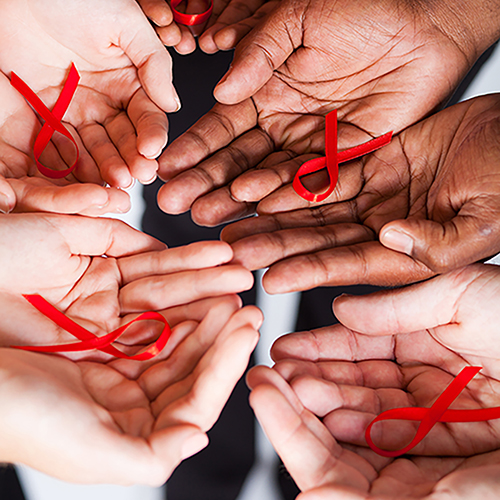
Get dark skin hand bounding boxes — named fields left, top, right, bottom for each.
left=248, top=264, right=500, bottom=499
left=221, top=94, right=500, bottom=293
left=156, top=0, right=500, bottom=226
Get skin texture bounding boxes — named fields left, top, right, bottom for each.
left=248, top=263, right=500, bottom=499
left=0, top=0, right=178, bottom=189
left=0, top=301, right=262, bottom=485
left=136, top=0, right=276, bottom=55
left=0, top=71, right=132, bottom=215
left=155, top=0, right=500, bottom=226
left=0, top=213, right=254, bottom=352
left=220, top=94, right=500, bottom=293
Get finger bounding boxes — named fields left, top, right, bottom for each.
left=270, top=326, right=395, bottom=363
left=118, top=240, right=233, bottom=284
left=274, top=360, right=402, bottom=393
left=157, top=127, right=272, bottom=215
left=257, top=158, right=365, bottom=215
left=149, top=425, right=209, bottom=484
left=105, top=110, right=159, bottom=185
left=211, top=2, right=279, bottom=51
left=155, top=23, right=183, bottom=46
left=380, top=209, right=500, bottom=274
left=221, top=203, right=357, bottom=244
left=332, top=266, right=483, bottom=336
left=136, top=0, right=174, bottom=26
left=9, top=179, right=131, bottom=215
left=230, top=151, right=312, bottom=203
left=118, top=3, right=180, bottom=112
left=261, top=241, right=433, bottom=294
left=154, top=312, right=260, bottom=431
left=229, top=223, right=374, bottom=271
left=42, top=214, right=165, bottom=257
left=49, top=122, right=103, bottom=185
left=140, top=299, right=241, bottom=400
left=191, top=186, right=257, bottom=226
left=157, top=100, right=257, bottom=182
left=78, top=121, right=133, bottom=188
left=198, top=0, right=268, bottom=53
left=172, top=25, right=198, bottom=55
left=250, top=383, right=371, bottom=492
left=119, top=264, right=254, bottom=313
left=213, top=1, right=303, bottom=104
left=128, top=88, right=169, bottom=161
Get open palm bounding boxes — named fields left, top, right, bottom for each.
left=0, top=0, right=178, bottom=188
left=155, top=0, right=492, bottom=226
left=247, top=264, right=500, bottom=498
left=221, top=94, right=500, bottom=293
left=1, top=299, right=261, bottom=485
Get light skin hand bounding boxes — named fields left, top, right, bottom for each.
left=0, top=300, right=262, bottom=485
left=156, top=0, right=500, bottom=225
left=0, top=0, right=178, bottom=188
left=248, top=263, right=500, bottom=498
left=220, top=94, right=500, bottom=293
left=0, top=71, right=131, bottom=216
left=0, top=214, right=254, bottom=354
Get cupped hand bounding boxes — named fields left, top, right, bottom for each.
left=247, top=263, right=500, bottom=498
left=0, top=70, right=131, bottom=215
left=0, top=0, right=177, bottom=188
left=0, top=299, right=262, bottom=485
left=0, top=213, right=254, bottom=353
left=221, top=94, right=500, bottom=293
left=156, top=0, right=500, bottom=225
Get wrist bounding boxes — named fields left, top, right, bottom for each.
left=417, top=0, right=500, bottom=62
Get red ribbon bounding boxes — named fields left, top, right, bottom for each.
left=171, top=0, right=213, bottom=26
left=11, top=295, right=171, bottom=361
left=293, top=110, right=393, bottom=202
left=366, top=366, right=500, bottom=457
left=10, top=64, right=80, bottom=179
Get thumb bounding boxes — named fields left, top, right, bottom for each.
left=214, top=0, right=303, bottom=104
left=333, top=268, right=473, bottom=335
left=118, top=2, right=180, bottom=112
left=379, top=214, right=500, bottom=273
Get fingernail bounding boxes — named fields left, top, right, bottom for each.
left=181, top=433, right=208, bottom=459
left=380, top=229, right=414, bottom=255
left=0, top=193, right=13, bottom=214
left=172, top=87, right=181, bottom=112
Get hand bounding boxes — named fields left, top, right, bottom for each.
left=0, top=213, right=254, bottom=352
left=0, top=71, right=131, bottom=215
left=0, top=0, right=178, bottom=188
left=136, top=0, right=276, bottom=55
left=221, top=95, right=500, bottom=292
left=248, top=263, right=500, bottom=497
left=156, top=0, right=500, bottom=225
left=0, top=299, right=262, bottom=485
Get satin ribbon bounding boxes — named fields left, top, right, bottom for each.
left=171, top=0, right=213, bottom=26
left=366, top=366, right=500, bottom=458
left=10, top=64, right=80, bottom=180
left=11, top=295, right=171, bottom=361
left=293, top=110, right=393, bottom=202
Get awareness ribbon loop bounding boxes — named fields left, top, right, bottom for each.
left=171, top=0, right=213, bottom=26
left=10, top=64, right=80, bottom=180
left=293, top=110, right=393, bottom=202
left=366, top=366, right=500, bottom=457
left=11, top=295, right=171, bottom=361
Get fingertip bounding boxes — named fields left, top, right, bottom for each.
left=379, top=226, right=414, bottom=256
